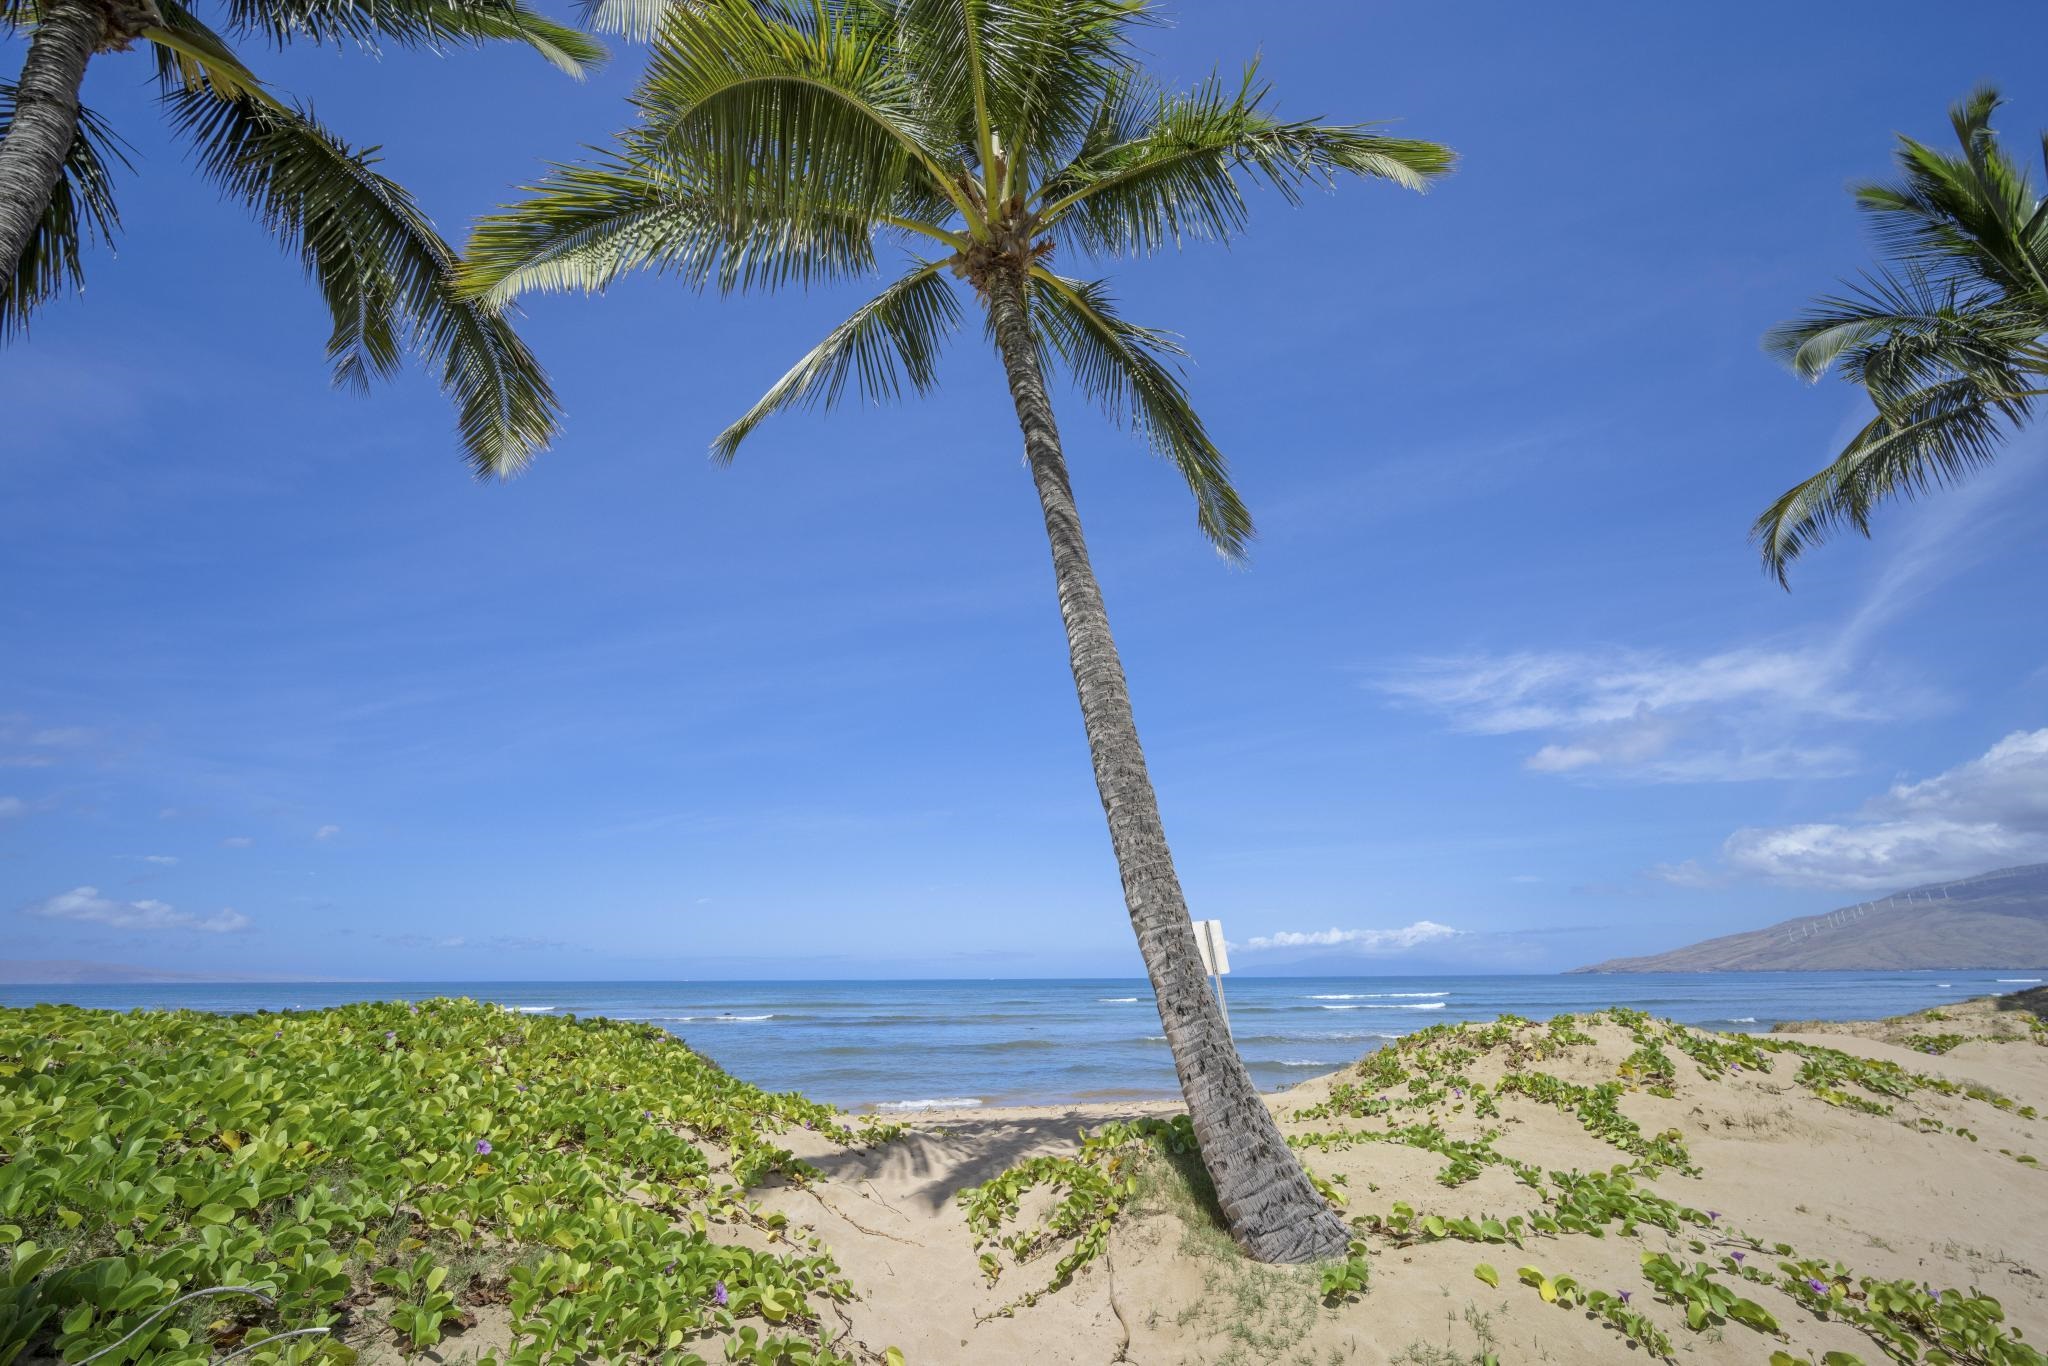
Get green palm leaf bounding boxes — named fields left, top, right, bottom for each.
left=0, top=81, right=128, bottom=338
left=167, top=86, right=559, bottom=473
left=208, top=0, right=603, bottom=74
left=1027, top=268, right=1250, bottom=555
left=1037, top=61, right=1452, bottom=258
left=1763, top=86, right=2048, bottom=581
left=635, top=0, right=966, bottom=230
left=1754, top=376, right=2031, bottom=584
left=712, top=256, right=960, bottom=460
left=460, top=146, right=887, bottom=309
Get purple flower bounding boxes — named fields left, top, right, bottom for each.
left=1808, top=1279, right=1827, bottom=1295
left=475, top=1139, right=493, bottom=1156
left=1732, top=1252, right=1745, bottom=1263
left=1452, top=1088, right=1464, bottom=1098
left=712, top=1281, right=728, bottom=1307
left=517, top=1083, right=529, bottom=1093
left=1619, top=1291, right=1631, bottom=1305
left=1707, top=1210, right=1720, bottom=1222
left=274, top=1030, right=283, bottom=1039
left=385, top=1031, right=396, bottom=1040
left=1731, top=1064, right=1742, bottom=1072
left=644, top=1110, right=653, bottom=1120
left=663, top=1262, right=676, bottom=1276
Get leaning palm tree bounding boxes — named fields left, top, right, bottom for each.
left=463, top=0, right=1450, bottom=1262
left=0, top=0, right=601, bottom=469
left=1759, top=87, right=2048, bottom=584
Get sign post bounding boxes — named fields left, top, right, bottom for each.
left=1191, top=919, right=1232, bottom=1038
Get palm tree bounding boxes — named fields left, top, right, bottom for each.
left=1759, top=87, right=2048, bottom=584
left=461, top=0, right=1450, bottom=1262
left=0, top=0, right=602, bottom=470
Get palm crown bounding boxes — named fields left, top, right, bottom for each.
left=461, top=0, right=1452, bottom=553
left=0, top=0, right=604, bottom=470
left=1760, top=87, right=2048, bottom=583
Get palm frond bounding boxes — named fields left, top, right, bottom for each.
left=712, top=256, right=960, bottom=460
left=1853, top=85, right=2048, bottom=308
left=1037, top=62, right=1453, bottom=258
left=166, top=86, right=559, bottom=473
left=882, top=0, right=1143, bottom=184
left=460, top=144, right=886, bottom=309
left=575, top=0, right=671, bottom=42
left=1027, top=268, right=1251, bottom=556
left=207, top=0, right=604, bottom=74
left=146, top=1, right=283, bottom=107
left=635, top=0, right=967, bottom=232
left=1765, top=268, right=2041, bottom=391
left=0, top=82, right=129, bottom=339
left=1754, top=375, right=2032, bottom=584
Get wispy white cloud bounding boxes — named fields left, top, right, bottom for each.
left=222, top=836, right=254, bottom=848
left=1376, top=644, right=1900, bottom=782
left=0, top=796, right=24, bottom=821
left=1240, top=920, right=1460, bottom=952
left=1711, top=729, right=2048, bottom=890
left=1372, top=454, right=2044, bottom=786
left=23, top=886, right=250, bottom=933
left=314, top=824, right=340, bottom=841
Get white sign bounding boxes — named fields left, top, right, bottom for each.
left=1192, top=919, right=1230, bottom=976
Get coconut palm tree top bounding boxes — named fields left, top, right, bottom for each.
left=462, top=0, right=1453, bottom=553
left=1, top=0, right=603, bottom=471
left=1759, top=87, right=2048, bottom=583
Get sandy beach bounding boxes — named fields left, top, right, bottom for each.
left=718, top=992, right=2048, bottom=1365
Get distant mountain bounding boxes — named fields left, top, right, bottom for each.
left=0, top=960, right=314, bottom=985
left=1572, top=865, right=2048, bottom=972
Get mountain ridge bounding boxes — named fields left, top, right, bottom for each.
left=1572, top=864, right=2048, bottom=972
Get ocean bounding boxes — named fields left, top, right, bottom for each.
left=4, top=972, right=2040, bottom=1110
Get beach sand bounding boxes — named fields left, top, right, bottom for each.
left=746, top=991, right=2048, bottom=1365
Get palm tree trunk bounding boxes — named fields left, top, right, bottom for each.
left=0, top=0, right=101, bottom=284
left=984, top=269, right=1352, bottom=1264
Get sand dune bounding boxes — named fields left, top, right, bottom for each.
left=748, top=993, right=2048, bottom=1365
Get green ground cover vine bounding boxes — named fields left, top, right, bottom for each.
left=0, top=999, right=894, bottom=1364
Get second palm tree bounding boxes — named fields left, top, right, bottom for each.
left=463, top=0, right=1452, bottom=1261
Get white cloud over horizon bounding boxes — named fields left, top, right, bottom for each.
left=1646, top=733, right=2048, bottom=892
left=1376, top=644, right=1914, bottom=783
left=1240, top=920, right=1460, bottom=952
left=315, top=824, right=340, bottom=841
left=23, top=886, right=251, bottom=934
left=1698, top=728, right=2048, bottom=891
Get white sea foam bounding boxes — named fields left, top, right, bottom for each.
left=1098, top=997, right=1139, bottom=1003
left=1320, top=1002, right=1444, bottom=1011
left=1275, top=1059, right=1334, bottom=1068
left=1997, top=979, right=2042, bottom=983
left=663, top=1013, right=774, bottom=1022
left=875, top=1097, right=982, bottom=1112
left=509, top=1005, right=558, bottom=1013
left=1727, top=1016, right=1758, bottom=1023
left=1307, top=992, right=1449, bottom=1000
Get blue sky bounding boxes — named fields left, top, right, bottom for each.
left=6, top=2, right=2048, bottom=980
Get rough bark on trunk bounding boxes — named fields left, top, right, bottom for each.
left=0, top=0, right=101, bottom=286
left=984, top=268, right=1352, bottom=1264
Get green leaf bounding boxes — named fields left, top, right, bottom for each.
left=1728, top=1298, right=1781, bottom=1334
left=1473, top=1263, right=1498, bottom=1288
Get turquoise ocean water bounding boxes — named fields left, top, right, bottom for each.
left=5, top=972, right=2041, bottom=1110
